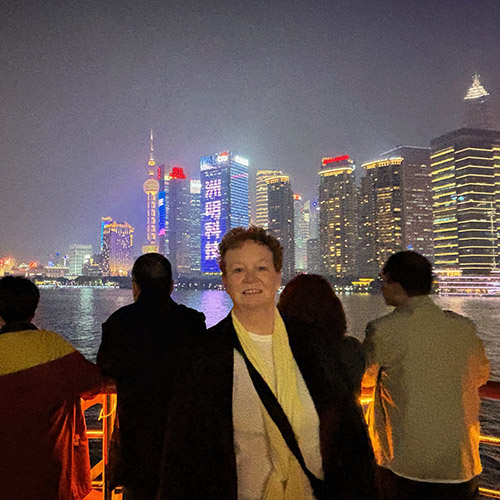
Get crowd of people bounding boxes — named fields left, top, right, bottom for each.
left=0, top=226, right=490, bottom=500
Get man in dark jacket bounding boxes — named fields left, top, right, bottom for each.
left=97, top=253, right=206, bottom=500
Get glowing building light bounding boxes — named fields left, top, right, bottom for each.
left=322, top=155, right=350, bottom=166
left=170, top=166, right=187, bottom=180
left=234, top=155, right=249, bottom=166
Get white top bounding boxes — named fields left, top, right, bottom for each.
left=233, top=332, right=323, bottom=500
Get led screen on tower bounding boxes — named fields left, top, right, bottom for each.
left=200, top=154, right=227, bottom=273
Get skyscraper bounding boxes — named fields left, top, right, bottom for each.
left=357, top=175, right=377, bottom=276
left=267, top=174, right=295, bottom=279
left=303, top=199, right=320, bottom=273
left=464, top=75, right=493, bottom=130
left=168, top=166, right=191, bottom=278
left=142, top=130, right=160, bottom=254
left=68, top=244, right=92, bottom=277
left=100, top=217, right=112, bottom=252
left=255, top=169, right=283, bottom=229
left=293, top=194, right=307, bottom=271
left=306, top=238, right=321, bottom=274
left=189, top=179, right=202, bottom=275
left=360, top=146, right=433, bottom=273
left=431, top=128, right=500, bottom=274
left=157, top=164, right=167, bottom=256
left=101, top=220, right=134, bottom=276
left=303, top=200, right=319, bottom=240
left=318, top=155, right=357, bottom=278
left=200, top=152, right=249, bottom=274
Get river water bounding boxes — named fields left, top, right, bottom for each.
left=34, top=288, right=500, bottom=489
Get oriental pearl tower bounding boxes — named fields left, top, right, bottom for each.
left=142, top=130, right=160, bottom=254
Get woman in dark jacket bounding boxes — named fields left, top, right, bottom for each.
left=159, top=228, right=376, bottom=500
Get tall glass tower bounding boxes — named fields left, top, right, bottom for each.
left=266, top=174, right=294, bottom=279
left=431, top=129, right=500, bottom=274
left=200, top=152, right=249, bottom=274
left=360, top=146, right=433, bottom=273
left=255, top=169, right=283, bottom=229
left=189, top=180, right=202, bottom=275
left=318, top=155, right=357, bottom=279
left=168, top=167, right=191, bottom=278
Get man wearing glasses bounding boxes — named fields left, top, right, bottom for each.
left=363, top=251, right=489, bottom=500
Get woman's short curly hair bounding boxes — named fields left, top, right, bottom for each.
left=217, top=226, right=283, bottom=275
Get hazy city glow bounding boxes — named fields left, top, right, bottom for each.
left=1, top=1, right=499, bottom=278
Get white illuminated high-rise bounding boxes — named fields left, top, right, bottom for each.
left=68, top=244, right=92, bottom=277
left=255, top=170, right=283, bottom=229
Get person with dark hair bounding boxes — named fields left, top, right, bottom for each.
left=363, top=251, right=490, bottom=500
left=97, top=253, right=206, bottom=500
left=381, top=250, right=433, bottom=296
left=0, top=276, right=103, bottom=500
left=159, top=228, right=377, bottom=500
left=278, top=273, right=364, bottom=395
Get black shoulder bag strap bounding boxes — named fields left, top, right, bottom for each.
left=233, top=338, right=327, bottom=499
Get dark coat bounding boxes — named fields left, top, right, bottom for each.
left=96, top=289, right=206, bottom=496
left=159, top=313, right=377, bottom=500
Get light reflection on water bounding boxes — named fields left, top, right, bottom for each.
left=34, top=288, right=500, bottom=488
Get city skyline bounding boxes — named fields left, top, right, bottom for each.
left=1, top=0, right=499, bottom=261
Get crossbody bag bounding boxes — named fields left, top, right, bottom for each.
left=233, top=338, right=329, bottom=500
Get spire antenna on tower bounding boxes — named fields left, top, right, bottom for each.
left=464, top=74, right=489, bottom=100
left=149, top=129, right=155, bottom=163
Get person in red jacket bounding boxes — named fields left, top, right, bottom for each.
left=0, top=276, right=103, bottom=500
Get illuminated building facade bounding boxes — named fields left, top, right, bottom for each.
left=357, top=175, right=377, bottom=276
left=431, top=128, right=500, bottom=274
left=267, top=175, right=294, bottom=279
left=200, top=152, right=249, bottom=273
left=318, top=155, right=357, bottom=278
left=168, top=167, right=191, bottom=278
left=303, top=199, right=319, bottom=240
left=82, top=254, right=102, bottom=277
left=101, top=220, right=134, bottom=276
left=464, top=75, right=493, bottom=130
left=100, top=217, right=112, bottom=252
left=68, top=244, right=92, bottom=277
left=361, top=146, right=433, bottom=274
left=303, top=199, right=319, bottom=273
left=306, top=238, right=321, bottom=273
left=157, top=164, right=167, bottom=256
left=255, top=170, right=283, bottom=229
left=142, top=131, right=160, bottom=254
left=293, top=194, right=307, bottom=271
left=0, top=258, right=16, bottom=277
left=189, top=179, right=201, bottom=274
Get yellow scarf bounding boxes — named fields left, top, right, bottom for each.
left=232, top=309, right=309, bottom=499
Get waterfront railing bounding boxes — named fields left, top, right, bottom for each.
left=84, top=381, right=500, bottom=499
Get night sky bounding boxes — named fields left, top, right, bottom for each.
left=1, top=0, right=499, bottom=262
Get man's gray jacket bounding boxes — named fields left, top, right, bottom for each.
left=363, top=295, right=489, bottom=482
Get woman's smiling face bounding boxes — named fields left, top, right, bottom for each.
left=222, top=240, right=282, bottom=313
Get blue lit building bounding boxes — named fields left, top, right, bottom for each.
left=200, top=152, right=249, bottom=274
left=157, top=164, right=167, bottom=256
